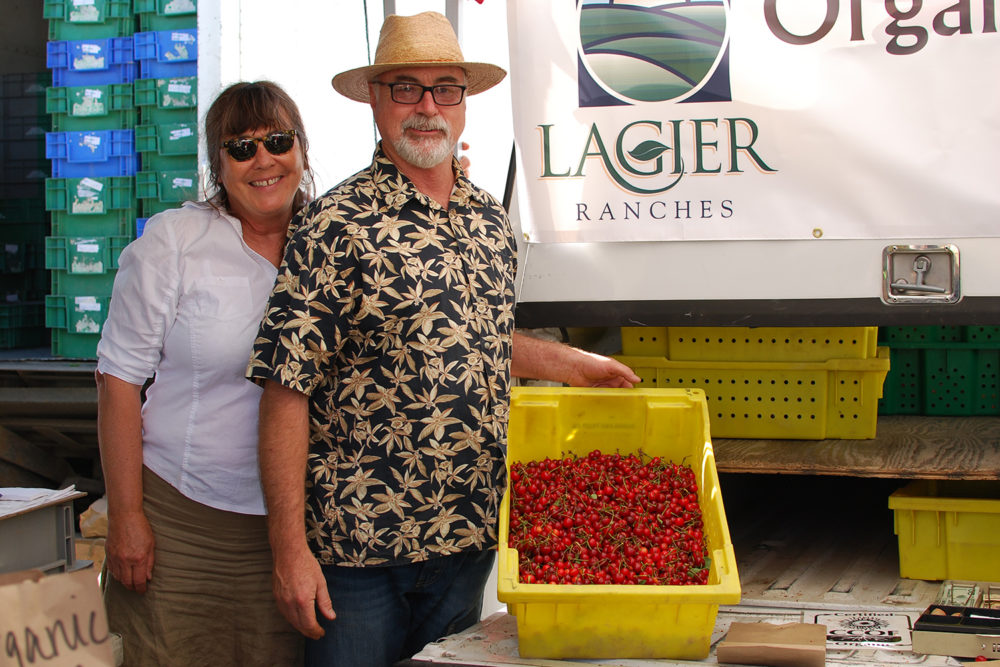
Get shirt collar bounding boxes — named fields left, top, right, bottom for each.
left=370, top=142, right=491, bottom=213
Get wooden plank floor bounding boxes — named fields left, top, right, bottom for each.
left=714, top=415, right=1000, bottom=479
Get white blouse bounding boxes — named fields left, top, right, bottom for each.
left=96, top=201, right=279, bottom=515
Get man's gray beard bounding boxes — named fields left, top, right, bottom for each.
left=393, top=119, right=455, bottom=169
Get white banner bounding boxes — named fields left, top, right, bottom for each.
left=507, top=0, right=1000, bottom=243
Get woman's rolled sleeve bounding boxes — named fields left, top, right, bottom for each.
left=96, top=215, right=181, bottom=385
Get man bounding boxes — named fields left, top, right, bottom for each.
left=248, top=12, right=640, bottom=666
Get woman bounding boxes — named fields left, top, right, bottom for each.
left=95, top=81, right=312, bottom=666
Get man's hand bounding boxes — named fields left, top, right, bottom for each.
left=105, top=510, right=155, bottom=593
left=511, top=331, right=641, bottom=388
left=272, top=545, right=335, bottom=639
left=566, top=349, right=641, bottom=388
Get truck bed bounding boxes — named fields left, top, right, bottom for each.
left=410, top=474, right=964, bottom=666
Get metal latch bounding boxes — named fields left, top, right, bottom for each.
left=882, top=245, right=961, bottom=304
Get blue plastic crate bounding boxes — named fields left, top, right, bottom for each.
left=134, top=29, right=197, bottom=79
left=136, top=217, right=148, bottom=237
left=46, top=129, right=137, bottom=178
left=47, top=37, right=136, bottom=87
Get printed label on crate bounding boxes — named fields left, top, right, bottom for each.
left=81, top=133, right=102, bottom=152
left=813, top=611, right=915, bottom=650
left=73, top=297, right=103, bottom=333
left=73, top=88, right=106, bottom=116
left=166, top=80, right=191, bottom=94
left=169, top=126, right=193, bottom=141
left=71, top=238, right=105, bottom=274
left=172, top=177, right=193, bottom=189
left=73, top=178, right=106, bottom=214
left=74, top=44, right=105, bottom=71
left=164, top=0, right=196, bottom=14
left=70, top=0, right=100, bottom=23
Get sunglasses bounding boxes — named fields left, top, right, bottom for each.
left=221, top=130, right=297, bottom=162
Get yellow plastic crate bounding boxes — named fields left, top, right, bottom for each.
left=497, top=387, right=740, bottom=660
left=889, top=480, right=1000, bottom=582
left=614, top=347, right=890, bottom=439
left=621, top=326, right=879, bottom=361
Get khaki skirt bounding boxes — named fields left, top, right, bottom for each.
left=103, top=467, right=302, bottom=667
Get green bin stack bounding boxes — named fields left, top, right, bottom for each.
left=1, top=71, right=51, bottom=350
left=40, top=0, right=198, bottom=358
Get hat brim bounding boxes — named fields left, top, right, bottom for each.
left=331, top=61, right=507, bottom=103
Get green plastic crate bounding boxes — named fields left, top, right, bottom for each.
left=1, top=223, right=46, bottom=273
left=136, top=120, right=197, bottom=171
left=140, top=199, right=183, bottom=217
left=0, top=198, right=47, bottom=224
left=51, top=209, right=137, bottom=238
left=50, top=328, right=99, bottom=358
left=0, top=327, right=49, bottom=350
left=46, top=176, right=135, bottom=214
left=880, top=346, right=1000, bottom=416
left=880, top=325, right=1000, bottom=346
left=45, top=293, right=110, bottom=334
left=47, top=83, right=137, bottom=131
left=45, top=235, right=129, bottom=275
left=46, top=176, right=137, bottom=236
left=0, top=302, right=45, bottom=329
left=50, top=269, right=118, bottom=297
left=136, top=0, right=197, bottom=30
left=136, top=168, right=198, bottom=205
left=134, top=76, right=197, bottom=125
left=44, top=0, right=134, bottom=40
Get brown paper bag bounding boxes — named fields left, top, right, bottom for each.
left=717, top=622, right=827, bottom=667
left=0, top=568, right=114, bottom=667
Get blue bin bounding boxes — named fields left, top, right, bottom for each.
left=134, top=29, right=197, bottom=79
left=46, top=129, right=137, bottom=178
left=47, top=37, right=136, bottom=86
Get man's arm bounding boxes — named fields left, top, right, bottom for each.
left=511, top=331, right=641, bottom=388
left=258, top=380, right=335, bottom=638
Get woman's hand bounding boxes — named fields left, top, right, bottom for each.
left=105, top=509, right=155, bottom=593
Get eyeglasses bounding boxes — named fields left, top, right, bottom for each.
left=221, top=130, right=297, bottom=162
left=373, top=82, right=467, bottom=106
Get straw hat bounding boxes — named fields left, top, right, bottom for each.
left=332, top=11, right=507, bottom=103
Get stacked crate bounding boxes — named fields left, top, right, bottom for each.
left=41, top=0, right=197, bottom=358
left=0, top=71, right=51, bottom=350
left=44, top=2, right=137, bottom=358
left=616, top=327, right=891, bottom=439
left=878, top=326, right=1000, bottom=415
left=134, top=6, right=199, bottom=222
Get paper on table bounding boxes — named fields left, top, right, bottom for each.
left=0, top=486, right=79, bottom=519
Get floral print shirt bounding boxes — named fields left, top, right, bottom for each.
left=248, top=145, right=516, bottom=566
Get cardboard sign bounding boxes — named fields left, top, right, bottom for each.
left=0, top=569, right=114, bottom=667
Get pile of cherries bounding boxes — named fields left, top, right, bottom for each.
left=507, top=449, right=710, bottom=586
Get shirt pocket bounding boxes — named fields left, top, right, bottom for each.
left=190, top=275, right=253, bottom=322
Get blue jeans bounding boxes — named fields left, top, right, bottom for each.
left=305, top=549, right=495, bottom=667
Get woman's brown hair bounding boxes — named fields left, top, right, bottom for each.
left=204, top=81, right=314, bottom=213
